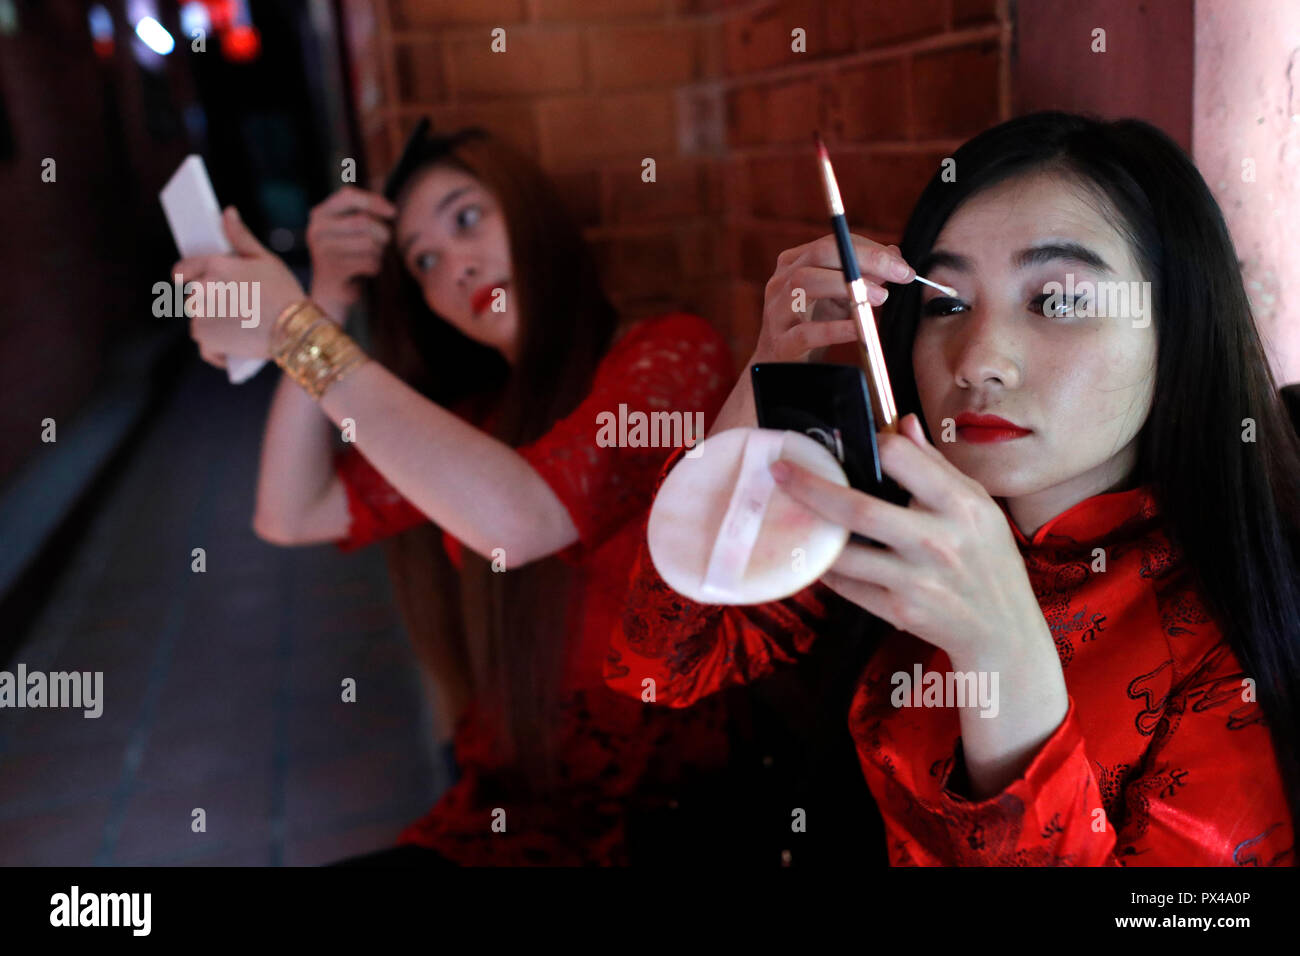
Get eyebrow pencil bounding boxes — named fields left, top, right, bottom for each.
left=813, top=132, right=899, bottom=434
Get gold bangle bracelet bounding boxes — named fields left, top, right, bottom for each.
left=270, top=300, right=370, bottom=400
left=271, top=300, right=328, bottom=360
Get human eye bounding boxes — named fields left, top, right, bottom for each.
left=1030, top=291, right=1088, bottom=318
left=920, top=296, right=970, bottom=317
left=413, top=250, right=440, bottom=273
left=454, top=204, right=483, bottom=231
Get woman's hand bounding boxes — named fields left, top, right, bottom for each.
left=305, top=187, right=396, bottom=318
left=174, top=207, right=306, bottom=368
left=773, top=412, right=1071, bottom=798
left=753, top=234, right=914, bottom=364
left=769, top=413, right=1052, bottom=667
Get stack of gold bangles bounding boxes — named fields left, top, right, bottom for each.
left=270, top=300, right=370, bottom=400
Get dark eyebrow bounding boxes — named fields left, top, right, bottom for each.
left=918, top=242, right=1114, bottom=277
left=1014, top=241, right=1114, bottom=273
left=435, top=185, right=474, bottom=215
left=397, top=185, right=477, bottom=258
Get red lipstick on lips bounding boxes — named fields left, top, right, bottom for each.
left=470, top=283, right=504, bottom=316
left=953, top=412, right=1032, bottom=443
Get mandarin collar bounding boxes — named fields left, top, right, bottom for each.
left=997, top=485, right=1160, bottom=550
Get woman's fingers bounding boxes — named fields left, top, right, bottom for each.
left=197, top=344, right=227, bottom=370
left=901, top=412, right=948, bottom=464
left=786, top=234, right=913, bottom=284
left=769, top=458, right=935, bottom=552
left=173, top=256, right=211, bottom=280
left=876, top=428, right=974, bottom=513
left=189, top=314, right=248, bottom=354
left=319, top=185, right=397, bottom=220
left=784, top=264, right=889, bottom=306
left=310, top=212, right=392, bottom=245
left=819, top=571, right=896, bottom=624
left=312, top=235, right=387, bottom=263
left=778, top=317, right=859, bottom=354
left=827, top=539, right=909, bottom=591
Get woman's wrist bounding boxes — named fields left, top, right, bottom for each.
left=271, top=299, right=370, bottom=401
left=306, top=288, right=356, bottom=328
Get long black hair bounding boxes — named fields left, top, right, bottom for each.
left=367, top=125, right=619, bottom=790
left=877, top=110, right=1300, bottom=829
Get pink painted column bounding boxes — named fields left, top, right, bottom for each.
left=1194, top=0, right=1300, bottom=384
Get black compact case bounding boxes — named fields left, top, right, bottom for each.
left=751, top=362, right=908, bottom=507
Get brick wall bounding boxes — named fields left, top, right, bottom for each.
left=341, top=0, right=1010, bottom=361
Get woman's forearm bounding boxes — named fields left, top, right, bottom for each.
left=707, top=356, right=759, bottom=437
left=948, top=627, right=1070, bottom=800
left=316, top=358, right=577, bottom=565
left=252, top=370, right=344, bottom=542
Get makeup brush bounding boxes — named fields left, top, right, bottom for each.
left=813, top=132, right=899, bottom=434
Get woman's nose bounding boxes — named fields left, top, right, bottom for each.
left=952, top=312, right=1022, bottom=390
left=455, top=260, right=479, bottom=287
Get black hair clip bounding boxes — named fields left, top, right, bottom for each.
left=382, top=118, right=432, bottom=202
left=381, top=120, right=489, bottom=202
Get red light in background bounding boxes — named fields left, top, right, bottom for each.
left=205, top=0, right=236, bottom=32
left=220, top=24, right=260, bottom=62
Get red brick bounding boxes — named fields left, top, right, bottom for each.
left=700, top=161, right=725, bottom=215
left=675, top=0, right=750, bottom=14
left=592, top=231, right=683, bottom=297
left=536, top=0, right=667, bottom=18
left=679, top=88, right=727, bottom=153
left=724, top=0, right=824, bottom=75
left=364, top=129, right=393, bottom=189
left=719, top=158, right=748, bottom=220
left=836, top=150, right=946, bottom=235
left=678, top=223, right=726, bottom=279
left=746, top=154, right=826, bottom=223
left=724, top=279, right=765, bottom=358
left=726, top=85, right=767, bottom=147
left=444, top=30, right=583, bottom=98
left=814, top=2, right=856, bottom=56
left=606, top=159, right=707, bottom=223
left=587, top=24, right=701, bottom=90
left=660, top=279, right=728, bottom=337
left=699, top=20, right=726, bottom=77
left=426, top=101, right=540, bottom=155
left=738, top=222, right=823, bottom=284
left=395, top=0, right=527, bottom=29
left=824, top=58, right=908, bottom=143
left=764, top=78, right=824, bottom=144
left=951, top=0, right=1003, bottom=27
left=396, top=42, right=444, bottom=102
left=615, top=293, right=687, bottom=321
left=537, top=93, right=677, bottom=167
left=911, top=41, right=1001, bottom=138
left=831, top=0, right=947, bottom=51
left=549, top=169, right=603, bottom=228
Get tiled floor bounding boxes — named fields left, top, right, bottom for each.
left=0, top=356, right=449, bottom=865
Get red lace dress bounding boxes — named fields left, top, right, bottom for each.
left=608, top=450, right=1296, bottom=866
left=331, top=313, right=734, bottom=865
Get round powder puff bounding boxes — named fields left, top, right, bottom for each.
left=647, top=427, right=851, bottom=606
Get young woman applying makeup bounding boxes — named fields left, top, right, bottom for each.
left=178, top=127, right=735, bottom=865
left=608, top=112, right=1300, bottom=865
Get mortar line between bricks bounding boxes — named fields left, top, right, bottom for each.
left=675, top=23, right=1004, bottom=95
left=93, top=375, right=229, bottom=866
left=721, top=140, right=969, bottom=158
